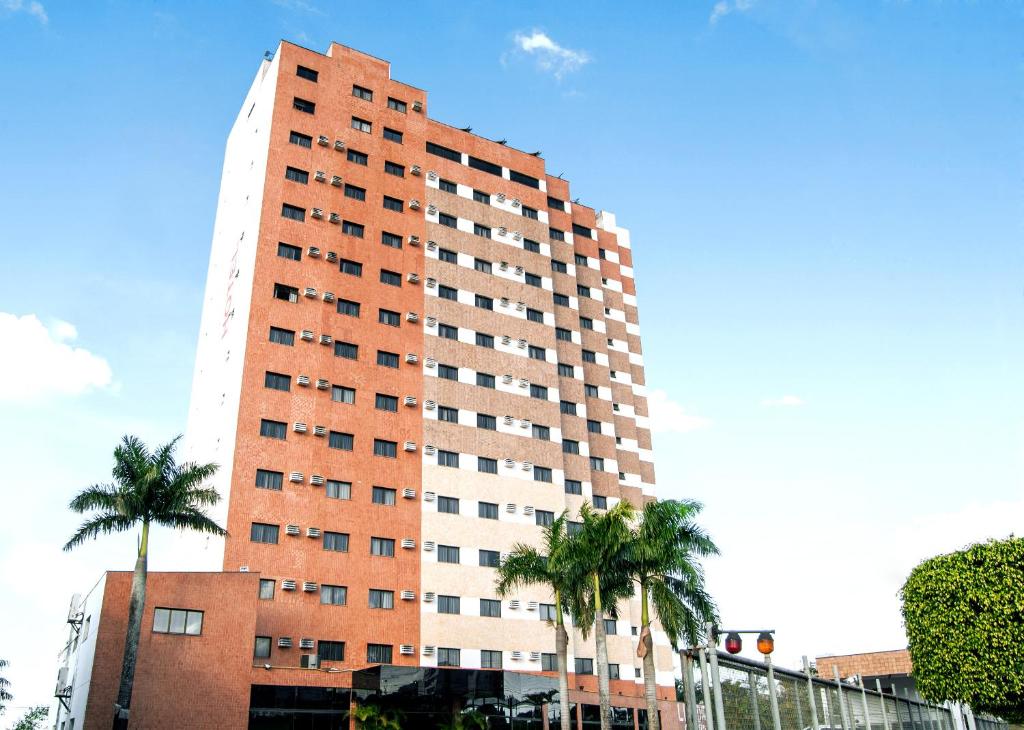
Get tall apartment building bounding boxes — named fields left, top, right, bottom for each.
left=52, top=40, right=678, bottom=729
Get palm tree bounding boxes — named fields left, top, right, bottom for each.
left=349, top=703, right=403, bottom=729
left=495, top=512, right=577, bottom=730
left=625, top=499, right=719, bottom=730
left=570, top=501, right=636, bottom=730
left=63, top=435, right=226, bottom=729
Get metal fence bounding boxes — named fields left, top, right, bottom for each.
left=682, top=652, right=1007, bottom=730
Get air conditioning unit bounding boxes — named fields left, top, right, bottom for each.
left=524, top=505, right=535, bottom=515
left=423, top=541, right=436, bottom=551
left=505, top=503, right=517, bottom=513
left=409, top=199, right=421, bottom=210
left=296, top=375, right=310, bottom=386
left=425, top=277, right=437, bottom=289
left=322, top=291, right=335, bottom=303
left=406, top=312, right=419, bottom=322
left=423, top=592, right=436, bottom=603
left=303, top=581, right=318, bottom=592
left=293, top=422, right=307, bottom=433
left=427, top=170, right=438, bottom=181
left=499, top=261, right=509, bottom=271
left=316, top=134, right=329, bottom=146
left=501, top=335, right=512, bottom=345
left=496, top=193, right=507, bottom=203
left=404, top=441, right=417, bottom=452
left=412, top=100, right=423, bottom=112
left=400, top=644, right=415, bottom=655
left=423, top=445, right=436, bottom=456
left=405, top=353, right=419, bottom=364
left=427, top=204, right=438, bottom=215
left=289, top=472, right=304, bottom=483
left=313, top=426, right=327, bottom=437
left=425, top=316, right=437, bottom=327
left=408, top=234, right=421, bottom=246
left=330, top=175, right=342, bottom=186
left=329, top=213, right=341, bottom=224
left=502, top=374, right=514, bottom=384
left=407, top=272, right=420, bottom=284
left=306, top=527, right=321, bottom=538
left=300, top=329, right=314, bottom=341
left=424, top=491, right=436, bottom=501
left=499, top=226, right=508, bottom=236
left=304, top=287, right=317, bottom=298
left=301, top=653, right=319, bottom=668
left=285, top=524, right=300, bottom=536
left=511, top=651, right=523, bottom=660
left=519, top=419, right=530, bottom=429
left=325, top=251, right=338, bottom=262
left=278, top=636, right=293, bottom=648
left=522, top=462, right=533, bottom=471
left=401, top=538, right=416, bottom=549
left=517, top=339, right=528, bottom=349
left=499, top=297, right=510, bottom=307
left=515, top=301, right=526, bottom=311
left=411, top=165, right=422, bottom=176
left=319, top=334, right=332, bottom=345
left=403, top=396, right=417, bottom=407
left=56, top=666, right=68, bottom=692
left=314, top=170, right=326, bottom=182
left=402, top=488, right=416, bottom=499
left=518, top=378, right=530, bottom=388
left=315, top=378, right=329, bottom=390
left=239, top=565, right=249, bottom=572
left=311, top=208, right=324, bottom=219
left=512, top=198, right=522, bottom=208
left=310, top=475, right=325, bottom=486
left=333, top=139, right=345, bottom=150
left=527, top=601, right=539, bottom=611
left=299, top=638, right=315, bottom=650
left=503, top=415, right=514, bottom=425
left=424, top=400, right=436, bottom=410
left=513, top=231, right=523, bottom=241
left=509, top=599, right=521, bottom=610
left=529, top=651, right=541, bottom=661
left=514, top=266, right=525, bottom=276
left=282, top=580, right=296, bottom=591
left=401, top=590, right=416, bottom=601
left=307, top=246, right=321, bottom=258
left=426, top=240, right=438, bottom=250
left=422, top=645, right=435, bottom=656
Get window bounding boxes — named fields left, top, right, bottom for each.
left=547, top=195, right=566, bottom=211
left=558, top=363, right=575, bottom=378
left=532, top=424, right=550, bottom=441
left=525, top=272, right=542, bottom=287
left=347, top=148, right=368, bottom=165
left=387, top=97, right=407, bottom=113
left=264, top=371, right=290, bottom=392
left=260, top=419, right=286, bottom=440
left=293, top=97, right=315, bottom=114
left=383, top=127, right=403, bottom=143
left=259, top=579, right=275, bottom=600
left=383, top=195, right=404, bottom=212
left=577, top=285, right=591, bottom=298
left=575, top=658, right=594, bottom=675
left=437, top=595, right=460, bottom=614
left=478, top=457, right=498, bottom=474
left=281, top=204, right=305, bottom=222
left=351, top=116, right=372, bottom=133
left=329, top=381, right=355, bottom=402
left=535, top=510, right=554, bottom=527
left=550, top=227, right=565, bottom=242
left=344, top=183, right=366, bottom=201
left=250, top=522, right=279, bottom=544
left=590, top=457, right=605, bottom=471
left=337, top=298, right=360, bottom=317
left=530, top=384, right=548, bottom=400
left=478, top=501, right=499, bottom=519
left=318, top=641, right=345, bottom=661
left=575, top=253, right=588, bottom=266
left=473, top=258, right=492, bottom=274
left=285, top=166, right=308, bottom=184
left=273, top=283, right=298, bottom=302
left=509, top=169, right=539, bottom=188
left=296, top=64, right=318, bottom=82
left=438, top=406, right=458, bottom=423
left=480, top=599, right=501, bottom=618
left=529, top=345, right=546, bottom=360
left=585, top=384, right=599, bottom=398
left=560, top=401, right=577, bottom=416
left=343, top=220, right=365, bottom=238
left=604, top=619, right=618, bottom=635
left=477, top=413, right=496, bottom=430
left=522, top=205, right=539, bottom=220
left=437, top=648, right=461, bottom=667
left=608, top=664, right=621, bottom=681
left=564, top=479, right=582, bottom=495
left=329, top=431, right=354, bottom=451
left=439, top=178, right=457, bottom=193
left=524, top=238, right=541, bottom=253
left=551, top=259, right=567, bottom=273
left=438, top=323, right=458, bottom=339
left=426, top=141, right=462, bottom=162
left=438, top=545, right=460, bottom=563
left=370, top=538, right=395, bottom=558
left=372, top=486, right=397, bottom=505
left=352, top=84, right=373, bottom=101
left=439, top=212, right=458, bottom=228
left=278, top=242, right=302, bottom=260
left=593, top=495, right=608, bottom=509
left=573, top=224, right=593, bottom=238
left=152, top=608, right=203, bottom=635
left=582, top=350, right=597, bottom=363
left=438, top=496, right=460, bottom=514
left=269, top=326, right=294, bottom=345
left=326, top=480, right=352, bottom=500
left=437, top=450, right=460, bottom=468
left=439, top=247, right=458, bottom=263
left=556, top=328, right=572, bottom=342
left=367, top=644, right=393, bottom=663
left=321, top=585, right=348, bottom=606
left=542, top=653, right=558, bottom=671
left=289, top=130, right=312, bottom=148
left=580, top=316, right=594, bottom=330
left=380, top=269, right=402, bottom=286
left=599, top=248, right=607, bottom=260
left=324, top=531, right=349, bottom=552
left=479, top=549, right=500, bottom=567
left=335, top=341, right=358, bottom=360
left=563, top=440, right=580, bottom=455
left=438, top=364, right=458, bottom=380
left=340, top=258, right=363, bottom=276
left=375, top=393, right=398, bottom=411
left=438, top=285, right=458, bottom=301
left=553, top=293, right=570, bottom=307
left=474, top=294, right=493, bottom=310
left=378, top=309, right=400, bottom=327
left=254, top=636, right=272, bottom=658
left=475, top=332, right=494, bottom=348
left=255, top=469, right=283, bottom=491
left=534, top=466, right=553, bottom=483
left=377, top=350, right=399, bottom=368
left=384, top=160, right=405, bottom=177
left=476, top=372, right=495, bottom=388
left=526, top=308, right=544, bottom=323
left=481, top=649, right=503, bottom=669
left=374, top=439, right=398, bottom=458
left=539, top=603, right=557, bottom=621
left=468, top=156, right=502, bottom=176
left=367, top=588, right=394, bottom=609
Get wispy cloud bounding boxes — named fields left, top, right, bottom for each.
left=761, top=395, right=805, bottom=407
left=507, top=30, right=590, bottom=80
left=647, top=389, right=711, bottom=434
left=0, top=313, right=113, bottom=402
left=2, top=0, right=48, bottom=24
left=270, top=0, right=323, bottom=15
left=709, top=0, right=754, bottom=25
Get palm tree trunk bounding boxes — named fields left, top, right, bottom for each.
left=639, top=583, right=660, bottom=730
left=113, top=520, right=148, bottom=729
left=555, top=615, right=571, bottom=730
left=592, top=572, right=611, bottom=730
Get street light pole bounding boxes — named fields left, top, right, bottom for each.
left=697, top=645, right=716, bottom=730
left=706, top=624, right=729, bottom=730
left=764, top=652, right=783, bottom=730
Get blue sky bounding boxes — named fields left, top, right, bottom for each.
left=1, top=0, right=1022, bottom=715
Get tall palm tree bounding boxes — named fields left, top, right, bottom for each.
left=495, top=512, right=577, bottom=730
left=63, top=435, right=226, bottom=729
left=625, top=499, right=719, bottom=730
left=570, top=501, right=636, bottom=730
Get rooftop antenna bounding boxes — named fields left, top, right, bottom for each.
left=530, top=151, right=542, bottom=157
left=497, top=139, right=507, bottom=145
left=460, top=126, right=472, bottom=132
left=264, top=50, right=274, bottom=61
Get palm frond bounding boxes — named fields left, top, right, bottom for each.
left=67, top=483, right=121, bottom=515
left=63, top=514, right=137, bottom=551
left=154, top=509, right=228, bottom=537
left=495, top=544, right=547, bottom=596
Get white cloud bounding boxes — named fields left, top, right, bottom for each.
left=0, top=313, right=113, bottom=401
left=709, top=0, right=754, bottom=25
left=761, top=395, right=805, bottom=407
left=646, top=389, right=711, bottom=434
left=510, top=30, right=590, bottom=80
left=1, top=0, right=47, bottom=24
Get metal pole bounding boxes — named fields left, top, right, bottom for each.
left=698, top=646, right=716, bottom=730
left=681, top=650, right=700, bottom=730
left=859, top=676, right=873, bottom=730
left=705, top=625, right=728, bottom=730
left=875, top=679, right=891, bottom=730
left=903, top=688, right=921, bottom=729
left=892, top=684, right=903, bottom=730
left=747, top=670, right=762, bottom=730
left=765, top=654, right=783, bottom=730
left=802, top=656, right=819, bottom=727
left=833, top=666, right=851, bottom=730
